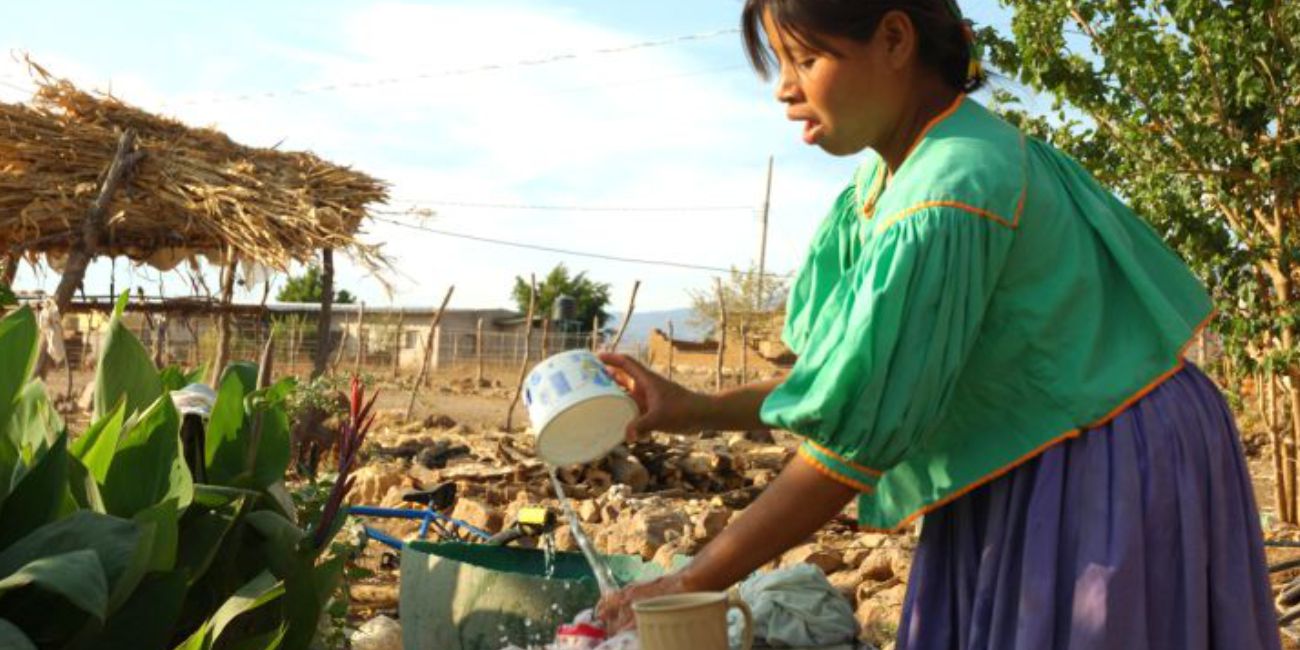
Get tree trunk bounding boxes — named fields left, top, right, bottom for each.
left=505, top=276, right=537, bottom=432
left=209, top=250, right=237, bottom=385
left=405, top=286, right=455, bottom=421
left=311, top=248, right=335, bottom=379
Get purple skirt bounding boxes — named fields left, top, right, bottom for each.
left=897, top=363, right=1281, bottom=650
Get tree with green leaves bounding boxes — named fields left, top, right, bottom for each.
left=511, top=264, right=612, bottom=332
left=276, top=265, right=356, bottom=304
left=688, top=263, right=789, bottom=342
left=986, top=1, right=1300, bottom=520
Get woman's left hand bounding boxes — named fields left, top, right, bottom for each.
left=595, top=572, right=692, bottom=633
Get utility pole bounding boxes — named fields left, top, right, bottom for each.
left=756, top=156, right=774, bottom=313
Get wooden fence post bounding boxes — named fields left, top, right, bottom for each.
left=392, top=309, right=405, bottom=378
left=476, top=317, right=485, bottom=385
left=740, top=322, right=749, bottom=385
left=405, top=286, right=455, bottom=421
left=353, top=301, right=366, bottom=374
left=505, top=275, right=537, bottom=431
left=715, top=278, right=727, bottom=392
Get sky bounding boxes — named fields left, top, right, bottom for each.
left=2, top=0, right=1022, bottom=312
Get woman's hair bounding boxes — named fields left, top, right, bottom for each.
left=741, top=0, right=985, bottom=93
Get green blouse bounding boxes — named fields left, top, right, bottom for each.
left=760, top=96, right=1213, bottom=532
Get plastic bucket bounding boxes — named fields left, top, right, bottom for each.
left=524, top=350, right=637, bottom=465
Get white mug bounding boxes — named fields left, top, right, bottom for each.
left=524, top=349, right=637, bottom=466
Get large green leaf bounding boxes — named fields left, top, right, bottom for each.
left=0, top=618, right=36, bottom=650
left=0, top=551, right=108, bottom=621
left=9, top=382, right=63, bottom=456
left=93, top=570, right=190, bottom=650
left=0, top=434, right=69, bottom=548
left=66, top=453, right=106, bottom=514
left=0, top=308, right=37, bottom=440
left=174, top=571, right=285, bottom=650
left=250, top=402, right=292, bottom=491
left=101, top=396, right=193, bottom=517
left=0, top=512, right=145, bottom=608
left=94, top=293, right=163, bottom=420
left=134, top=499, right=180, bottom=573
left=204, top=366, right=253, bottom=486
left=176, top=498, right=245, bottom=586
left=71, top=400, right=127, bottom=484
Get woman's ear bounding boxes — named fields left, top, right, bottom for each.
left=876, top=9, right=918, bottom=72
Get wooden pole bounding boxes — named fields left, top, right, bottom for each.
left=505, top=275, right=537, bottom=432
left=353, top=301, right=367, bottom=374
left=452, top=332, right=460, bottom=368
left=666, top=320, right=675, bottom=382
left=756, top=155, right=773, bottom=313
left=476, top=317, right=485, bottom=385
left=392, top=309, right=405, bottom=378
left=591, top=315, right=600, bottom=351
left=740, top=322, right=749, bottom=385
left=606, top=280, right=641, bottom=353
left=405, top=286, right=454, bottom=421
left=210, top=249, right=237, bottom=385
left=715, top=278, right=727, bottom=392
left=311, top=248, right=335, bottom=379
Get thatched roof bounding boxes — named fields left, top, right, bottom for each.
left=0, top=66, right=389, bottom=272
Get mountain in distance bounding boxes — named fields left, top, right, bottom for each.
left=605, top=308, right=705, bottom=346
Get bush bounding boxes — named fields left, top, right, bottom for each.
left=0, top=295, right=348, bottom=650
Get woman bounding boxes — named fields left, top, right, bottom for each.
left=596, top=1, right=1281, bottom=648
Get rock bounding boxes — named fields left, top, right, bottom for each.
left=553, top=524, right=578, bottom=552
left=681, top=451, right=721, bottom=477
left=745, top=469, right=776, bottom=488
left=828, top=568, right=867, bottom=603
left=578, top=500, right=601, bottom=524
left=347, top=463, right=407, bottom=506
left=608, top=453, right=650, bottom=493
left=858, top=551, right=895, bottom=582
left=782, top=544, right=845, bottom=574
left=842, top=546, right=872, bottom=570
left=743, top=428, right=776, bottom=444
left=450, top=497, right=504, bottom=534
left=693, top=508, right=730, bottom=543
left=619, top=508, right=690, bottom=559
left=350, top=615, right=402, bottom=650
left=745, top=445, right=792, bottom=470
left=856, top=598, right=897, bottom=648
left=584, top=468, right=613, bottom=493
left=350, top=584, right=400, bottom=608
left=422, top=414, right=457, bottom=429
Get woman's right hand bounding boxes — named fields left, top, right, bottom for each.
left=599, top=353, right=710, bottom=440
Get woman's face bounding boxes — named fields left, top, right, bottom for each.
left=763, top=11, right=913, bottom=157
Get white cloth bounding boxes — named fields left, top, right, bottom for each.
left=38, top=299, right=66, bottom=364
left=728, top=565, right=858, bottom=648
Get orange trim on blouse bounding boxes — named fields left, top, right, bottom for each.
left=796, top=447, right=876, bottom=494
left=803, top=439, right=884, bottom=477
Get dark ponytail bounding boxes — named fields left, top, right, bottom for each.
left=741, top=0, right=985, bottom=93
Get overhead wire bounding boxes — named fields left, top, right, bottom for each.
left=169, top=27, right=742, bottom=106
left=368, top=214, right=790, bottom=278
